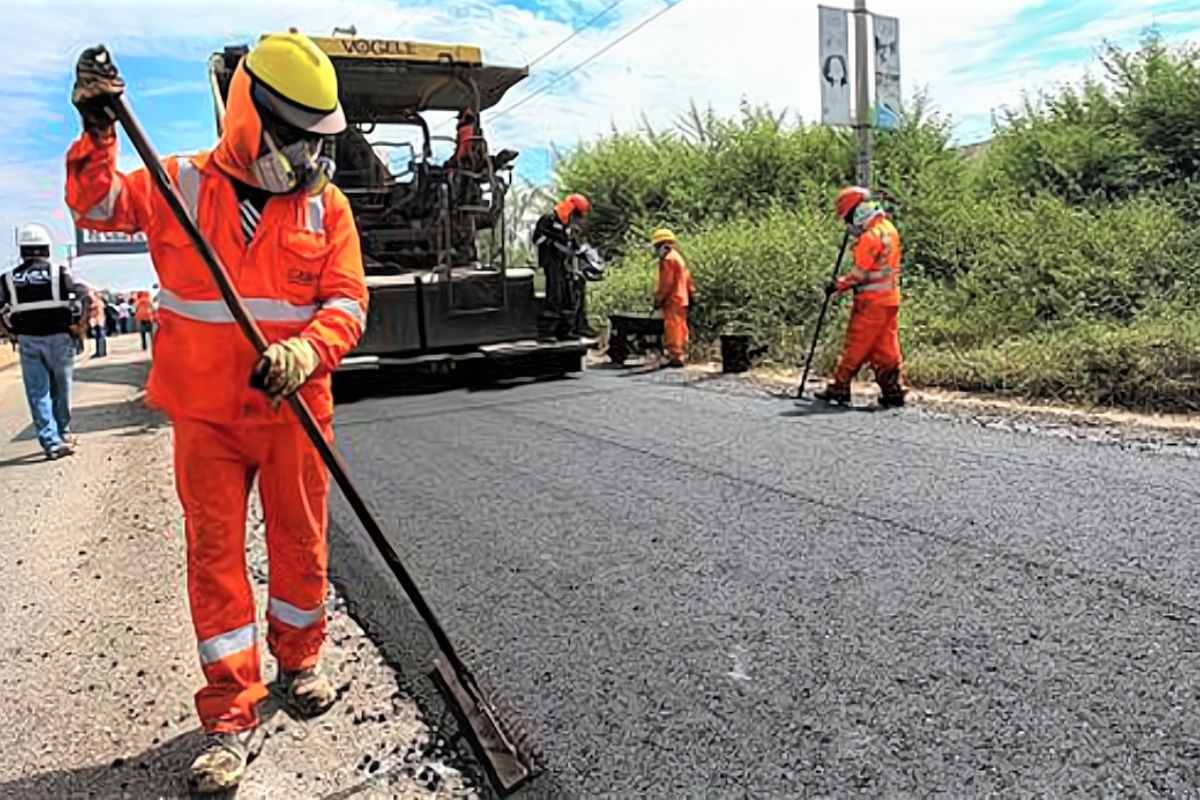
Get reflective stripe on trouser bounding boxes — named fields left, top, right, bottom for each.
left=832, top=303, right=902, bottom=387
left=174, top=416, right=333, bottom=733
left=662, top=304, right=688, bottom=362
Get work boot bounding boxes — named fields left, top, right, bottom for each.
left=46, top=441, right=76, bottom=460
left=879, top=389, right=907, bottom=408
left=278, top=664, right=337, bottom=719
left=813, top=382, right=851, bottom=405
left=187, top=728, right=258, bottom=795
left=876, top=369, right=907, bottom=408
left=573, top=323, right=599, bottom=339
left=664, top=358, right=684, bottom=369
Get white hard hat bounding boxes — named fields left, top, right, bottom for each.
left=16, top=223, right=53, bottom=250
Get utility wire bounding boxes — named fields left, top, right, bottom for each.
left=529, top=0, right=627, bottom=67
left=430, top=0, right=632, bottom=134
left=487, top=0, right=688, bottom=124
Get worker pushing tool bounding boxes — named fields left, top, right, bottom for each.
left=649, top=228, right=695, bottom=368
left=533, top=192, right=595, bottom=340
left=815, top=186, right=907, bottom=408
left=65, top=31, right=367, bottom=793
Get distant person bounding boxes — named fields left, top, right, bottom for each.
left=104, top=295, right=119, bottom=337
left=815, top=186, right=906, bottom=408
left=532, top=192, right=596, bottom=340
left=0, top=222, right=91, bottom=459
left=88, top=288, right=108, bottom=357
left=649, top=228, right=696, bottom=368
left=116, top=295, right=131, bottom=333
left=134, top=290, right=154, bottom=351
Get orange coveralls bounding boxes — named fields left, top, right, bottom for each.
left=830, top=212, right=903, bottom=393
left=654, top=248, right=695, bottom=363
left=65, top=59, right=367, bottom=734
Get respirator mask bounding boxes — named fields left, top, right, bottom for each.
left=252, top=112, right=334, bottom=194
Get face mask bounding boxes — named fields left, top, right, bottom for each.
left=848, top=202, right=883, bottom=234
left=252, top=129, right=323, bottom=194
left=653, top=243, right=671, bottom=259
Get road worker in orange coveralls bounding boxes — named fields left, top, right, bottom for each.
left=650, top=228, right=695, bottom=368
left=66, top=32, right=367, bottom=793
left=815, top=186, right=907, bottom=408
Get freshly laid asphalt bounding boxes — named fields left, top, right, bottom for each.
left=327, top=367, right=1200, bottom=798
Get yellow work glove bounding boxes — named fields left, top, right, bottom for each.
left=257, top=337, right=321, bottom=399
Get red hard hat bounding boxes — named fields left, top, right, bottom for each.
left=555, top=192, right=592, bottom=224
left=835, top=186, right=870, bottom=219
left=567, top=192, right=591, bottom=215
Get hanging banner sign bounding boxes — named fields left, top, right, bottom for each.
left=818, top=6, right=853, bottom=127
left=74, top=226, right=149, bottom=256
left=874, top=14, right=902, bottom=129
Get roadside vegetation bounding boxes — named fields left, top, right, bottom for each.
left=546, top=34, right=1200, bottom=412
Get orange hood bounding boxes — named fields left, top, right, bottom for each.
left=193, top=60, right=263, bottom=187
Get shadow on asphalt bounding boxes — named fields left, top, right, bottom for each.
left=0, top=729, right=207, bottom=800
left=332, top=367, right=582, bottom=405
left=9, top=399, right=166, bottom=444
left=70, top=359, right=151, bottom=389
left=0, top=451, right=50, bottom=469
left=780, top=401, right=889, bottom=418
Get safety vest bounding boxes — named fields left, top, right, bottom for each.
left=851, top=217, right=902, bottom=305
left=1, top=259, right=78, bottom=336
left=2, top=260, right=70, bottom=315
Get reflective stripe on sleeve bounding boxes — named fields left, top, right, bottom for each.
left=320, top=296, right=365, bottom=325
left=73, top=181, right=122, bottom=223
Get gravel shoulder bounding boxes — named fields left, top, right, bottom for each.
left=0, top=336, right=473, bottom=799
left=598, top=352, right=1200, bottom=453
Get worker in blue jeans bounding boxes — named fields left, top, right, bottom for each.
left=0, top=223, right=91, bottom=459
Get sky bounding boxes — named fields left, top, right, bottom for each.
left=3, top=0, right=1200, bottom=290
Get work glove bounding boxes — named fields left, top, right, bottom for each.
left=251, top=337, right=321, bottom=402
left=72, top=45, right=125, bottom=132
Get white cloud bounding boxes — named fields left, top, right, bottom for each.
left=2, top=0, right=1200, bottom=273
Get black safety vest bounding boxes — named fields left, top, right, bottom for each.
left=532, top=212, right=574, bottom=271
left=1, top=258, right=77, bottom=336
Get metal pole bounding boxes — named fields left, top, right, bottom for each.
left=853, top=0, right=872, bottom=187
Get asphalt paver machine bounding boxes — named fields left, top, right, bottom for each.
left=208, top=32, right=593, bottom=387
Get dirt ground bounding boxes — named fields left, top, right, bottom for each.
left=0, top=335, right=474, bottom=799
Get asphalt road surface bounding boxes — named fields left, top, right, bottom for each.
left=327, top=368, right=1200, bottom=798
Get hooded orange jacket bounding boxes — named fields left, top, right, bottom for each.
left=64, top=61, right=367, bottom=424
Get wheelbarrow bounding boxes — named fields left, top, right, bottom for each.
left=606, top=313, right=664, bottom=365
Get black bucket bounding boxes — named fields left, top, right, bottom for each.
left=721, top=332, right=758, bottom=373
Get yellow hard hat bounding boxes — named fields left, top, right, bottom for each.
left=649, top=228, right=676, bottom=245
left=245, top=30, right=345, bottom=135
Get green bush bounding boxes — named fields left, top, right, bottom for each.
left=552, top=35, right=1200, bottom=412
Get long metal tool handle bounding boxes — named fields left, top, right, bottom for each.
left=796, top=230, right=850, bottom=399
left=109, top=94, right=474, bottom=681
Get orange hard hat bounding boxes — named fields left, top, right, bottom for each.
left=555, top=192, right=592, bottom=223
left=835, top=186, right=871, bottom=219
left=566, top=192, right=590, bottom=215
